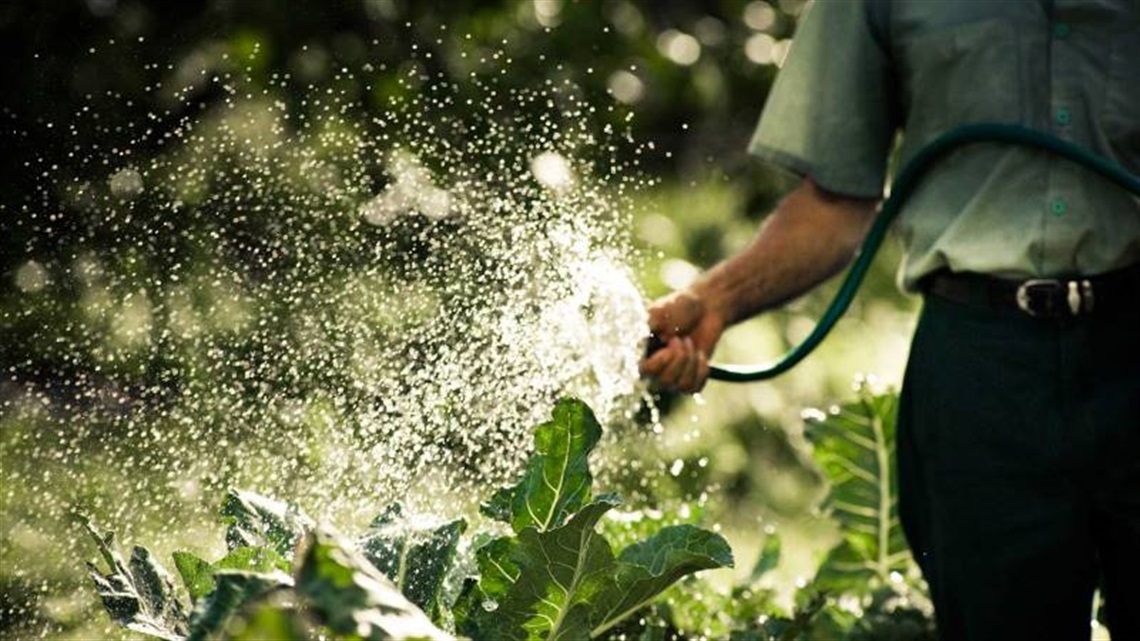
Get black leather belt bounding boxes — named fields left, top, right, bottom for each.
left=923, top=263, right=1140, bottom=319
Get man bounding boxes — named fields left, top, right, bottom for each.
left=640, top=1, right=1139, bottom=640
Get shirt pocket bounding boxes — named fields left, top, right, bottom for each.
left=897, top=19, right=1023, bottom=151
left=1102, top=30, right=1140, bottom=170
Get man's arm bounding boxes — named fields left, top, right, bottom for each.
left=640, top=177, right=879, bottom=392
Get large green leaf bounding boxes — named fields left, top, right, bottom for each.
left=221, top=489, right=314, bottom=558
left=174, top=547, right=291, bottom=602
left=360, top=503, right=466, bottom=619
left=185, top=570, right=292, bottom=641
left=591, top=524, right=734, bottom=637
left=805, top=383, right=910, bottom=593
left=468, top=497, right=618, bottom=641
left=295, top=525, right=454, bottom=641
left=80, top=517, right=190, bottom=641
left=481, top=398, right=602, bottom=533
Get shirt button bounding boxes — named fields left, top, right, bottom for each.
left=1053, top=22, right=1072, bottom=39
left=1055, top=106, right=1072, bottom=126
left=1050, top=197, right=1067, bottom=216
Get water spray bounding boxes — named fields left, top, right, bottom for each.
left=651, top=123, right=1140, bottom=383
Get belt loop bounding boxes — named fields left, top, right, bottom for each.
left=1067, top=281, right=1081, bottom=315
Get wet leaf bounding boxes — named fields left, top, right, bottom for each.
left=295, top=525, right=453, bottom=641
left=360, top=503, right=466, bottom=620
left=481, top=398, right=602, bottom=533
left=81, top=517, right=190, bottom=640
left=453, top=538, right=519, bottom=641
left=172, top=553, right=214, bottom=604
left=592, top=524, right=733, bottom=637
left=471, top=497, right=619, bottom=641
left=221, top=489, right=314, bottom=558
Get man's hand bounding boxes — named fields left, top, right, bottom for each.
left=637, top=179, right=879, bottom=395
left=639, top=289, right=726, bottom=393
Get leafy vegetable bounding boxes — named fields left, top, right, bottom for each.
left=80, top=516, right=190, bottom=641
left=481, top=398, right=602, bottom=533
left=592, top=524, right=733, bottom=637
left=470, top=497, right=619, bottom=640
left=296, top=525, right=454, bottom=641
left=221, top=489, right=314, bottom=557
left=805, top=382, right=909, bottom=593
left=81, top=397, right=734, bottom=641
left=460, top=398, right=733, bottom=640
left=360, top=503, right=466, bottom=620
left=637, top=385, right=934, bottom=641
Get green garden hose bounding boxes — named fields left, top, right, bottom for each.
left=704, top=122, right=1140, bottom=382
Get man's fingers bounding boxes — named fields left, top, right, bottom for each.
left=695, top=350, right=709, bottom=392
left=662, top=338, right=690, bottom=384
left=640, top=335, right=712, bottom=394
left=670, top=339, right=691, bottom=391
left=677, top=338, right=700, bottom=392
left=639, top=343, right=676, bottom=377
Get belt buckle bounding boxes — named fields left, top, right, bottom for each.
left=1016, top=278, right=1094, bottom=317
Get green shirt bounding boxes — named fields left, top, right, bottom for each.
left=749, top=0, right=1140, bottom=291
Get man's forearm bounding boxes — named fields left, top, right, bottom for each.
left=691, top=179, right=879, bottom=326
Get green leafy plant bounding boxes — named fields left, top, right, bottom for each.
left=83, top=498, right=447, bottom=641
left=799, top=382, right=934, bottom=641
left=81, top=398, right=733, bottom=640
left=458, top=398, right=734, bottom=640
left=360, top=503, right=466, bottom=620
left=81, top=389, right=934, bottom=641
left=805, top=385, right=909, bottom=594
left=80, top=515, right=190, bottom=641
left=641, top=383, right=936, bottom=641
left=295, top=525, right=455, bottom=641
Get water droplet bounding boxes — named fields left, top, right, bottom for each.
left=14, top=260, right=49, bottom=293
left=108, top=167, right=144, bottom=198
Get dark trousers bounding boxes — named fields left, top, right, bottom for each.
left=897, top=294, right=1140, bottom=641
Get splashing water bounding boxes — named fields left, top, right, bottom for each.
left=2, top=44, right=662, bottom=635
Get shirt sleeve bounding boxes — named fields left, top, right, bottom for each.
left=748, top=0, right=898, bottom=198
